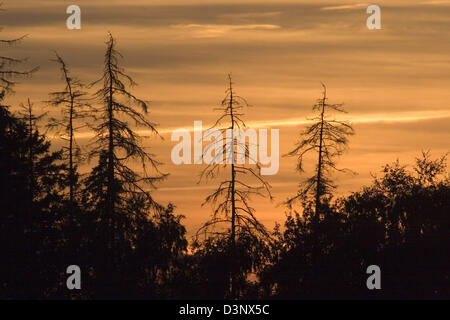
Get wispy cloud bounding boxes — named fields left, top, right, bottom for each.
left=58, top=109, right=450, bottom=141
left=156, top=110, right=450, bottom=134
left=171, top=23, right=281, bottom=38
left=420, top=0, right=450, bottom=4
left=219, top=11, right=282, bottom=19
left=321, top=3, right=368, bottom=11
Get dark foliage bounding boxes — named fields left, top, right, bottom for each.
left=261, top=153, right=449, bottom=299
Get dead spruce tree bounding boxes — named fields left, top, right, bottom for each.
left=47, top=52, right=91, bottom=203
left=88, top=33, right=167, bottom=253
left=197, top=74, right=272, bottom=299
left=286, top=83, right=354, bottom=219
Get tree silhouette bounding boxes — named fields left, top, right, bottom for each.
left=192, top=231, right=271, bottom=299
left=0, top=9, right=64, bottom=297
left=17, top=98, right=47, bottom=211
left=0, top=4, right=37, bottom=93
left=90, top=33, right=166, bottom=217
left=0, top=4, right=448, bottom=298
left=83, top=33, right=170, bottom=295
left=286, top=83, right=354, bottom=219
left=260, top=152, right=449, bottom=299
left=196, top=74, right=272, bottom=299
left=0, top=94, right=66, bottom=298
left=340, top=152, right=449, bottom=298
left=47, top=52, right=91, bottom=203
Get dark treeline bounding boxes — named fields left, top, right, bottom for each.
left=1, top=15, right=449, bottom=299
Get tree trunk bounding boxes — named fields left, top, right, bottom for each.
left=106, top=42, right=115, bottom=259
left=66, top=72, right=75, bottom=204
left=27, top=99, right=33, bottom=226
left=229, top=76, right=237, bottom=299
left=315, top=86, right=326, bottom=220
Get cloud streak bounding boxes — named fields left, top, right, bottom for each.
left=159, top=110, right=450, bottom=133
left=321, top=3, right=368, bottom=11
left=58, top=110, right=450, bottom=140
left=171, top=23, right=281, bottom=38
left=420, top=0, right=450, bottom=5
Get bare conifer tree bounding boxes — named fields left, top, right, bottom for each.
left=47, top=52, right=91, bottom=203
left=197, top=74, right=272, bottom=299
left=89, top=33, right=167, bottom=235
left=286, top=83, right=354, bottom=219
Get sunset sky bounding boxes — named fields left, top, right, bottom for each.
left=2, top=0, right=450, bottom=237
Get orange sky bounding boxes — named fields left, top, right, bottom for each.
left=2, top=0, right=450, bottom=237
